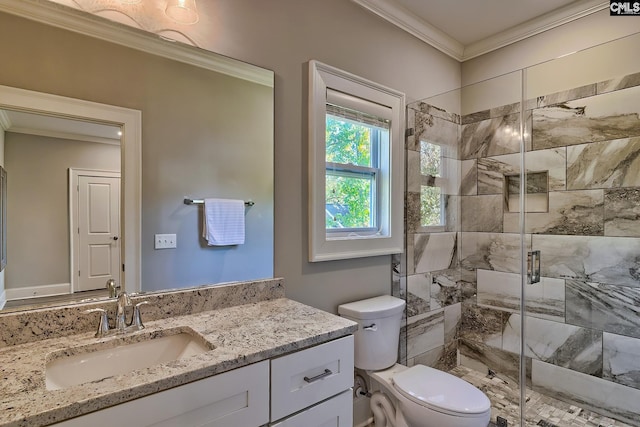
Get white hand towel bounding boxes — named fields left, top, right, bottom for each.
left=202, top=198, right=245, bottom=246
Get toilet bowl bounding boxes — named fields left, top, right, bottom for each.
left=338, top=295, right=491, bottom=427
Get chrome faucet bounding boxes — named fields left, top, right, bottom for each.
left=116, top=292, right=133, bottom=332
left=86, top=290, right=149, bottom=338
left=106, top=278, right=119, bottom=298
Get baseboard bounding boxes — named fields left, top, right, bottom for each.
left=6, top=283, right=71, bottom=301
left=0, top=288, right=6, bottom=309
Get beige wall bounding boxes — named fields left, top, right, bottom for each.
left=462, top=9, right=640, bottom=86
left=191, top=0, right=461, bottom=312
left=0, top=0, right=461, bottom=312
left=4, top=133, right=119, bottom=288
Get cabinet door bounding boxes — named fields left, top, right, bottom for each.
left=271, top=391, right=353, bottom=427
left=51, top=361, right=269, bottom=427
left=271, top=335, right=354, bottom=421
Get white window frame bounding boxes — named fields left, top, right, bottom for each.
left=308, top=60, right=405, bottom=262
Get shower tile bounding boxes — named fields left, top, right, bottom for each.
left=605, top=188, right=640, bottom=237
left=476, top=269, right=565, bottom=322
left=459, top=159, right=477, bottom=196
left=405, top=309, right=444, bottom=359
left=477, top=148, right=566, bottom=195
left=444, top=302, right=462, bottom=343
left=597, top=71, right=640, bottom=94
left=461, top=109, right=490, bottom=125
left=414, top=111, right=459, bottom=158
left=458, top=339, right=521, bottom=383
left=460, top=113, right=521, bottom=160
left=407, top=149, right=421, bottom=193
left=502, top=314, right=602, bottom=376
left=460, top=303, right=506, bottom=348
left=604, top=332, right=640, bottom=390
left=532, top=85, right=640, bottom=150
left=533, top=234, right=640, bottom=287
left=532, top=360, right=640, bottom=426
left=503, top=190, right=605, bottom=235
left=430, top=273, right=462, bottom=310
left=527, top=83, right=596, bottom=109
left=406, top=191, right=421, bottom=233
left=406, top=273, right=431, bottom=317
left=459, top=232, right=530, bottom=274
left=566, top=281, right=640, bottom=339
left=567, top=136, right=640, bottom=190
left=460, top=195, right=503, bottom=232
left=413, top=232, right=456, bottom=273
left=412, top=101, right=460, bottom=123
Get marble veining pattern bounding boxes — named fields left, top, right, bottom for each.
left=477, top=269, right=565, bottom=322
left=460, top=195, right=503, bottom=232
left=566, top=281, right=640, bottom=339
left=405, top=310, right=445, bottom=359
left=460, top=232, right=531, bottom=274
left=525, top=84, right=596, bottom=110
left=534, top=235, right=640, bottom=287
left=461, top=113, right=521, bottom=160
left=503, top=190, right=604, bottom=235
left=566, top=136, right=640, bottom=190
left=502, top=314, right=602, bottom=376
left=414, top=232, right=456, bottom=273
left=0, top=294, right=357, bottom=427
left=597, top=71, right=640, bottom=94
left=603, top=332, right=640, bottom=390
left=532, top=85, right=640, bottom=150
left=605, top=188, right=640, bottom=237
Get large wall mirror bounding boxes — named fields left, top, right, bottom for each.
left=0, top=1, right=274, bottom=312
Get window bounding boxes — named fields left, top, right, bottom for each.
left=420, top=141, right=444, bottom=228
left=308, top=60, right=404, bottom=262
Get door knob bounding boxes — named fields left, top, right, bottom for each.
left=113, top=236, right=119, bottom=241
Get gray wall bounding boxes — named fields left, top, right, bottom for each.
left=190, top=0, right=461, bottom=312
left=4, top=133, right=120, bottom=288
left=0, top=11, right=274, bottom=293
left=0, top=0, right=461, bottom=312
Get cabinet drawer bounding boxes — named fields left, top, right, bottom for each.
left=51, top=360, right=270, bottom=427
left=270, top=335, right=354, bottom=421
left=270, top=390, right=353, bottom=427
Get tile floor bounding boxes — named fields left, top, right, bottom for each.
left=450, top=366, right=635, bottom=427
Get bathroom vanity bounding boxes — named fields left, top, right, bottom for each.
left=0, top=279, right=357, bottom=427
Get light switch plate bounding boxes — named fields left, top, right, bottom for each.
left=154, top=234, right=177, bottom=249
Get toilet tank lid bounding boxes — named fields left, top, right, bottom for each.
left=338, top=295, right=405, bottom=320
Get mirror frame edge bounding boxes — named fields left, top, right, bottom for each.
left=0, top=84, right=142, bottom=294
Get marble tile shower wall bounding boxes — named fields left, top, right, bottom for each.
left=404, top=71, right=640, bottom=426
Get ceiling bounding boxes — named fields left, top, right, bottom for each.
left=0, top=109, right=121, bottom=145
left=351, top=0, right=609, bottom=61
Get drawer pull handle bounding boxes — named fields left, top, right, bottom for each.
left=304, top=369, right=332, bottom=383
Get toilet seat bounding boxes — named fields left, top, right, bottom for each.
left=392, top=365, right=491, bottom=417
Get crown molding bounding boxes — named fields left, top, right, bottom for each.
left=462, top=0, right=609, bottom=61
left=6, top=126, right=120, bottom=145
left=0, top=0, right=274, bottom=87
left=351, top=0, right=465, bottom=61
left=351, top=0, right=609, bottom=62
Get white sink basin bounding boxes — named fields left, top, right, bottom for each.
left=45, top=329, right=213, bottom=390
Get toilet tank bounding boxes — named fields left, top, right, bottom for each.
left=338, top=295, right=405, bottom=370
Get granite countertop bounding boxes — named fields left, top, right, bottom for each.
left=0, top=298, right=357, bottom=427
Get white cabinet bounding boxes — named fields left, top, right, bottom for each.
left=270, top=391, right=352, bottom=427
left=52, top=361, right=270, bottom=427
left=270, top=335, right=354, bottom=426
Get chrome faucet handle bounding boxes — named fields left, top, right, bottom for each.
left=85, top=308, right=110, bottom=338
left=115, top=292, right=133, bottom=332
left=106, top=278, right=119, bottom=298
left=131, top=301, right=150, bottom=330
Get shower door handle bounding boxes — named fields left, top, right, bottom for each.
left=527, top=250, right=541, bottom=284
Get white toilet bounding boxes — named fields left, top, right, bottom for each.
left=338, top=295, right=491, bottom=427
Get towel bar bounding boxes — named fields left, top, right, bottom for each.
left=184, top=198, right=255, bottom=206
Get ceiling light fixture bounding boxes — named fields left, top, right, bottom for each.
left=165, top=0, right=199, bottom=25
